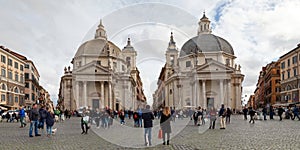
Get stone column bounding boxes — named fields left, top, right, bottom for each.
left=202, top=80, right=206, bottom=109
left=75, top=81, right=79, bottom=109
left=83, top=81, right=87, bottom=107
left=227, top=80, right=231, bottom=108
left=101, top=81, right=104, bottom=109
left=193, top=82, right=196, bottom=107
left=220, top=79, right=224, bottom=105
left=190, top=83, right=194, bottom=107
left=195, top=80, right=199, bottom=107
left=108, top=82, right=112, bottom=109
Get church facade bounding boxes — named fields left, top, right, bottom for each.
left=153, top=13, right=244, bottom=111
left=58, top=20, right=146, bottom=111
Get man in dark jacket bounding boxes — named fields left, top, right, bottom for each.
left=248, top=107, right=256, bottom=124
left=243, top=107, right=248, bottom=120
left=278, top=106, right=285, bottom=121
left=262, top=107, right=267, bottom=120
left=29, top=104, right=41, bottom=137
left=142, top=105, right=154, bottom=146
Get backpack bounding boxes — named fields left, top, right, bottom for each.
left=41, top=110, right=47, bottom=119
left=133, top=114, right=138, bottom=119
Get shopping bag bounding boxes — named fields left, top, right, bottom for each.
left=158, top=129, right=163, bottom=139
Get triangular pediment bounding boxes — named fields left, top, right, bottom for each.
left=73, top=61, right=109, bottom=74
left=196, top=59, right=234, bottom=73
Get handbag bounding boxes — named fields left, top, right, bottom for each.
left=158, top=129, right=163, bottom=139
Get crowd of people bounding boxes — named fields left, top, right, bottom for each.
left=242, top=104, right=300, bottom=123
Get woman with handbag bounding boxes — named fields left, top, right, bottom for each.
left=160, top=107, right=172, bottom=145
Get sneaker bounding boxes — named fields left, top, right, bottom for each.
left=145, top=142, right=148, bottom=146
left=29, top=135, right=33, bottom=137
left=81, top=131, right=85, bottom=134
left=35, top=134, right=41, bottom=136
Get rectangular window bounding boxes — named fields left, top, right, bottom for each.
left=294, top=68, right=297, bottom=77
left=25, top=73, right=29, bottom=79
left=1, top=94, right=5, bottom=102
left=15, top=97, right=18, bottom=103
left=25, top=94, right=29, bottom=100
left=288, top=59, right=290, bottom=67
left=1, top=68, right=6, bottom=77
left=226, top=59, right=230, bottom=66
left=8, top=59, right=12, bottom=66
left=281, top=62, right=285, bottom=69
left=32, top=84, right=34, bottom=91
left=20, top=65, right=24, bottom=71
left=32, top=93, right=35, bottom=101
left=8, top=71, right=12, bottom=79
left=186, top=61, right=191, bottom=67
left=15, top=73, right=19, bottom=82
left=122, top=65, right=125, bottom=71
left=25, top=64, right=29, bottom=68
left=14, top=62, right=18, bottom=69
left=293, top=56, right=298, bottom=64
left=1, top=55, right=6, bottom=63
left=25, top=82, right=29, bottom=88
left=287, top=70, right=290, bottom=78
left=20, top=74, right=24, bottom=83
left=282, top=73, right=285, bottom=80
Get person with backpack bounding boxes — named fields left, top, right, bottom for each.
left=39, top=105, right=47, bottom=129
left=226, top=108, right=232, bottom=123
left=46, top=107, right=54, bottom=137
left=142, top=105, right=154, bottom=146
left=219, top=104, right=226, bottom=129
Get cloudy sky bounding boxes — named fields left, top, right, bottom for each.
left=0, top=0, right=300, bottom=106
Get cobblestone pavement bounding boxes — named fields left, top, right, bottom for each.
left=1, top=115, right=300, bottom=150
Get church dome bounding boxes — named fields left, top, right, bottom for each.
left=74, top=39, right=106, bottom=58
left=179, top=34, right=234, bottom=57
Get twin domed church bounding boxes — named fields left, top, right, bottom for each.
left=58, top=13, right=244, bottom=112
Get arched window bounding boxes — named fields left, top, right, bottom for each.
left=14, top=87, right=19, bottom=93
left=1, top=84, right=6, bottom=90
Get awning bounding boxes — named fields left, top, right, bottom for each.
left=0, top=106, right=8, bottom=110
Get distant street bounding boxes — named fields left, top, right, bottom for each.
left=1, top=115, right=300, bottom=149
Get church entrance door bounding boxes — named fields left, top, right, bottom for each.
left=207, top=98, right=214, bottom=109
left=92, top=99, right=100, bottom=110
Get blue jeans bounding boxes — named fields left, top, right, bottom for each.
left=29, top=120, right=39, bottom=136
left=139, top=118, right=142, bottom=127
left=47, top=125, right=52, bottom=135
left=144, top=128, right=152, bottom=144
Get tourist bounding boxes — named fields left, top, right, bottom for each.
left=209, top=107, right=217, bottom=129
left=193, top=109, right=198, bottom=126
left=160, top=107, right=172, bottom=145
left=11, top=112, right=17, bottom=122
left=133, top=111, right=139, bottom=127
left=278, top=106, right=285, bottom=121
left=39, top=105, right=47, bottom=129
left=19, top=106, right=27, bottom=128
left=269, top=105, right=274, bottom=120
left=226, top=108, right=232, bottom=124
left=243, top=107, right=248, bottom=120
left=179, top=109, right=183, bottom=120
left=5, top=112, right=10, bottom=122
left=46, top=107, right=54, bottom=137
left=101, top=109, right=108, bottom=129
left=94, top=108, right=101, bottom=128
left=219, top=104, right=226, bottom=129
left=248, top=107, right=256, bottom=124
left=119, top=109, right=125, bottom=125
left=292, top=105, right=300, bottom=120
left=262, top=106, right=267, bottom=120
left=29, top=104, right=41, bottom=137
left=197, top=107, right=203, bottom=126
left=81, top=107, right=89, bottom=134
left=142, top=105, right=154, bottom=146
left=138, top=108, right=143, bottom=127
